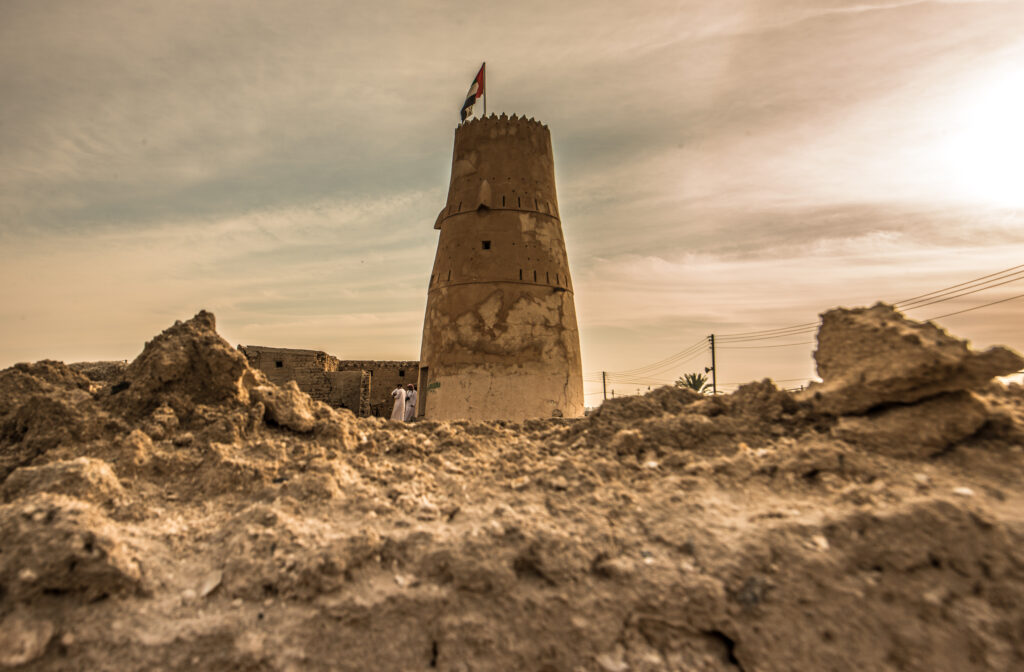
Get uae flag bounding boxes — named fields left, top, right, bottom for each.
left=460, top=63, right=485, bottom=122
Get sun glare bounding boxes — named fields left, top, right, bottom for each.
left=942, top=67, right=1024, bottom=207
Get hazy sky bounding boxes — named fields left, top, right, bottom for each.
left=2, top=0, right=1023, bottom=402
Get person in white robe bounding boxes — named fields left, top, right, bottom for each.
left=404, top=384, right=417, bottom=422
left=390, top=384, right=406, bottom=421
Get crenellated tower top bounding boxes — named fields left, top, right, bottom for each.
left=434, top=113, right=559, bottom=229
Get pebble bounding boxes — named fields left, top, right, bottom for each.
left=509, top=475, right=530, bottom=490
left=393, top=573, right=418, bottom=588
left=198, top=570, right=223, bottom=597
left=811, top=534, right=830, bottom=551
left=0, top=614, right=54, bottom=667
left=952, top=487, right=975, bottom=497
left=18, top=568, right=38, bottom=583
left=595, top=650, right=629, bottom=672
left=172, top=432, right=194, bottom=447
left=912, top=473, right=930, bottom=487
left=923, top=587, right=948, bottom=605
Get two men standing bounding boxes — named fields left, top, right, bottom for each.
left=390, top=383, right=417, bottom=422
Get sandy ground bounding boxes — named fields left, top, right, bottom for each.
left=1, top=306, right=1022, bottom=671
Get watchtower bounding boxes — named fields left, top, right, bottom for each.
left=416, top=114, right=584, bottom=421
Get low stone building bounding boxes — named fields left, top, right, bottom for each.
left=238, top=345, right=418, bottom=418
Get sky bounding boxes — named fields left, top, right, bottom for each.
left=2, top=0, right=1023, bottom=403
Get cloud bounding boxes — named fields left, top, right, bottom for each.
left=1, top=0, right=1022, bottom=398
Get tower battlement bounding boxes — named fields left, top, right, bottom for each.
left=434, top=113, right=559, bottom=229
left=456, top=112, right=549, bottom=136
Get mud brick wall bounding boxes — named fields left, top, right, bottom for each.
left=238, top=346, right=338, bottom=405
left=335, top=360, right=419, bottom=417
left=325, top=370, right=364, bottom=411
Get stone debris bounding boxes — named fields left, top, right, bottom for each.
left=0, top=307, right=1021, bottom=671
left=806, top=302, right=1022, bottom=415
left=0, top=612, right=54, bottom=667
left=831, top=391, right=990, bottom=457
left=250, top=381, right=318, bottom=433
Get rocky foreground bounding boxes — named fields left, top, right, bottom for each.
left=1, top=306, right=1023, bottom=671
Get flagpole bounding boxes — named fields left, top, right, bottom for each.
left=482, top=62, right=487, bottom=116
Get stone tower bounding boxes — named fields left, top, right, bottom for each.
left=416, top=114, right=584, bottom=421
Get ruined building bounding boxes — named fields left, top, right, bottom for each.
left=416, top=114, right=584, bottom=421
left=238, top=345, right=417, bottom=418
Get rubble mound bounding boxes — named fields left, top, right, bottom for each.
left=104, top=310, right=257, bottom=419
left=68, top=361, right=129, bottom=384
left=800, top=303, right=1024, bottom=458
left=0, top=307, right=1022, bottom=671
left=807, top=302, right=1023, bottom=415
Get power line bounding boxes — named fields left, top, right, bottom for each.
left=719, top=341, right=815, bottom=350
left=717, top=327, right=819, bottom=344
left=898, top=274, right=1024, bottom=312
left=894, top=264, right=1024, bottom=307
left=927, top=291, right=1024, bottom=320
left=717, top=321, right=819, bottom=339
left=602, top=339, right=707, bottom=377
left=604, top=349, right=708, bottom=381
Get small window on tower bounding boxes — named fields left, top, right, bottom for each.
left=482, top=240, right=491, bottom=250
left=275, top=360, right=283, bottom=368
left=399, top=370, right=405, bottom=377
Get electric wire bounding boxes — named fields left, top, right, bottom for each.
left=897, top=274, right=1024, bottom=311
left=894, top=264, right=1024, bottom=307
left=719, top=341, right=815, bottom=349
left=601, top=339, right=706, bottom=377
left=606, top=338, right=706, bottom=374
left=927, top=291, right=1024, bottom=320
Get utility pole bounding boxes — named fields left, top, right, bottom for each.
left=602, top=371, right=607, bottom=401
left=708, top=334, right=717, bottom=395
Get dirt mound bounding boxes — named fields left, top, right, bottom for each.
left=103, top=310, right=257, bottom=420
left=68, top=361, right=129, bottom=384
left=806, top=302, right=1023, bottom=415
left=0, top=307, right=1022, bottom=671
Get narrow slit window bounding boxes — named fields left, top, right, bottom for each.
left=533, top=270, right=537, bottom=281
left=518, top=197, right=521, bottom=207
left=519, top=269, right=523, bottom=280
left=482, top=240, right=491, bottom=250
left=447, top=270, right=451, bottom=281
left=546, top=272, right=550, bottom=283
left=534, top=198, right=538, bottom=209
left=555, top=273, right=559, bottom=285
left=502, top=196, right=506, bottom=207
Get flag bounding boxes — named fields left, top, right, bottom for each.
left=460, top=63, right=485, bottom=122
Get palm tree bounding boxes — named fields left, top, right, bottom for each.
left=675, top=372, right=711, bottom=393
